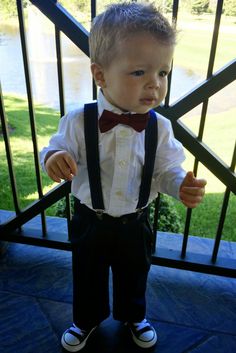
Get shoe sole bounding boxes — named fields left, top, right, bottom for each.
left=61, top=326, right=97, bottom=352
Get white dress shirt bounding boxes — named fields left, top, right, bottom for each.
left=40, top=90, right=186, bottom=217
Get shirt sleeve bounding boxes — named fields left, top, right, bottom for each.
left=40, top=108, right=84, bottom=172
left=152, top=114, right=186, bottom=199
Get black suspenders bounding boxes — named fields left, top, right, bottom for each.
left=84, top=102, right=158, bottom=213
left=84, top=103, right=105, bottom=211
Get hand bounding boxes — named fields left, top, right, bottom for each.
left=45, top=150, right=78, bottom=183
left=179, top=171, right=207, bottom=208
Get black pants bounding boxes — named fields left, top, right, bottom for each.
left=71, top=200, right=154, bottom=330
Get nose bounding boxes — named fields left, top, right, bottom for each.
left=146, top=73, right=160, bottom=89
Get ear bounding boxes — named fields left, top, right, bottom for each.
left=90, top=63, right=106, bottom=88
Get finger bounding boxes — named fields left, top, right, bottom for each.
left=180, top=171, right=195, bottom=190
left=181, top=199, right=200, bottom=209
left=186, top=171, right=194, bottom=181
left=180, top=193, right=203, bottom=204
left=180, top=186, right=205, bottom=197
left=182, top=172, right=207, bottom=188
left=64, top=155, right=78, bottom=176
left=180, top=191, right=204, bottom=206
left=47, top=162, right=67, bottom=180
left=193, top=179, right=207, bottom=188
left=55, top=159, right=75, bottom=180
left=47, top=169, right=61, bottom=183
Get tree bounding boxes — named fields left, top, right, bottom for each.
left=224, top=0, right=236, bottom=16
left=191, top=0, right=210, bottom=14
left=0, top=0, right=28, bottom=18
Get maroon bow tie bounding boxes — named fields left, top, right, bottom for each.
left=99, top=110, right=150, bottom=133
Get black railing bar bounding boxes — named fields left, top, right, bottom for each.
left=156, top=59, right=236, bottom=120
left=172, top=120, right=236, bottom=194
left=204, top=0, right=227, bottom=260
left=55, top=27, right=65, bottom=117
left=0, top=85, right=21, bottom=216
left=181, top=208, right=192, bottom=259
left=17, top=0, right=47, bottom=236
left=0, top=227, right=71, bottom=251
left=0, top=181, right=71, bottom=234
left=152, top=193, right=161, bottom=253
left=172, top=0, right=179, bottom=30
left=197, top=100, right=209, bottom=143
left=211, top=141, right=236, bottom=263
left=91, top=0, right=96, bottom=20
left=193, top=0, right=223, bottom=171
left=91, top=0, right=97, bottom=100
left=211, top=188, right=230, bottom=264
left=92, top=81, right=97, bottom=101
left=206, top=0, right=223, bottom=78
left=181, top=105, right=207, bottom=258
left=181, top=144, right=205, bottom=258
left=164, top=0, right=179, bottom=107
left=197, top=0, right=223, bottom=146
left=66, top=194, right=72, bottom=241
left=182, top=101, right=209, bottom=254
left=30, top=0, right=89, bottom=56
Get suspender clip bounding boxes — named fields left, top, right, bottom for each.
left=95, top=209, right=104, bottom=220
left=135, top=208, right=145, bottom=220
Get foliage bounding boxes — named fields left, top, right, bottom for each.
left=0, top=0, right=28, bottom=18
left=154, top=0, right=173, bottom=13
left=149, top=195, right=181, bottom=233
left=55, top=195, right=75, bottom=218
left=191, top=0, right=210, bottom=14
left=223, top=0, right=236, bottom=16
left=59, top=0, right=88, bottom=13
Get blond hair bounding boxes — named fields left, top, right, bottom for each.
left=89, top=2, right=176, bottom=67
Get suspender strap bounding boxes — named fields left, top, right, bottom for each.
left=84, top=103, right=158, bottom=212
left=136, top=110, right=158, bottom=210
left=84, top=102, right=105, bottom=211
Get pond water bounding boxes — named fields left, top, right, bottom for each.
left=0, top=7, right=212, bottom=114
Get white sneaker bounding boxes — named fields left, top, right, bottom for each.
left=61, top=324, right=97, bottom=352
left=126, top=318, right=157, bottom=348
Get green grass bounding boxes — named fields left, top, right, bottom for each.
left=180, top=107, right=236, bottom=193
left=0, top=94, right=235, bottom=241
left=0, top=95, right=60, bottom=214
left=172, top=193, right=236, bottom=241
left=174, top=14, right=236, bottom=74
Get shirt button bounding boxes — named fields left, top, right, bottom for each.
left=119, top=160, right=127, bottom=168
left=115, top=191, right=123, bottom=197
left=119, top=129, right=131, bottom=137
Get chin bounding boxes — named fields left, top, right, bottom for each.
left=136, top=108, right=152, bottom=114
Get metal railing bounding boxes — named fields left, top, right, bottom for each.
left=0, top=0, right=235, bottom=277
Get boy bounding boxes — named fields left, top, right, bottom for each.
left=40, top=2, right=206, bottom=351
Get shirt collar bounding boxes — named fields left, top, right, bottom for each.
left=97, top=89, right=124, bottom=118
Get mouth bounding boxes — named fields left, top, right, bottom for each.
left=140, top=97, right=157, bottom=106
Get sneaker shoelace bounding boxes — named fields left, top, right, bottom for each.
left=132, top=319, right=149, bottom=331
left=71, top=324, right=87, bottom=337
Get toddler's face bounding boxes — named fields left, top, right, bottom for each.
left=97, top=32, right=174, bottom=113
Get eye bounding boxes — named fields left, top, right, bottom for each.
left=159, top=71, right=169, bottom=77
left=131, top=70, right=145, bottom=77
